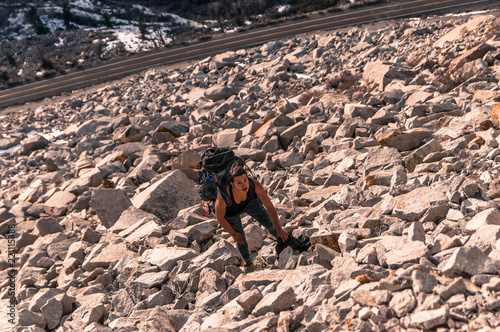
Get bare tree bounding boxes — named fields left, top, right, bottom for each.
left=151, top=21, right=170, bottom=48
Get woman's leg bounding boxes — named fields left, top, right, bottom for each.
left=225, top=214, right=251, bottom=261
left=244, top=198, right=279, bottom=239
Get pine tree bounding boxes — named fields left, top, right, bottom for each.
left=26, top=6, right=49, bottom=35
left=102, top=11, right=113, bottom=28
left=62, top=1, right=73, bottom=30
left=137, top=18, right=147, bottom=40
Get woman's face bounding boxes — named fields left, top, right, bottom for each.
left=231, top=174, right=249, bottom=192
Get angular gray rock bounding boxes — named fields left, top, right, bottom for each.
left=139, top=245, right=198, bottom=271
left=385, top=241, right=430, bottom=269
left=392, top=187, right=448, bottom=221
left=411, top=270, right=437, bottom=294
left=441, top=246, right=498, bottom=278
left=378, top=128, right=433, bottom=152
left=36, top=217, right=64, bottom=236
left=44, top=191, right=77, bottom=216
left=110, top=206, right=161, bottom=233
left=18, top=309, right=46, bottom=328
left=41, top=297, right=63, bottom=330
left=179, top=220, right=215, bottom=243
left=410, top=306, right=449, bottom=330
left=389, top=289, right=417, bottom=318
left=235, top=289, right=263, bottom=313
left=20, top=135, right=49, bottom=155
left=252, top=287, right=296, bottom=316
left=89, top=188, right=132, bottom=228
left=132, top=170, right=199, bottom=222
left=465, top=208, right=500, bottom=233
left=134, top=271, right=169, bottom=288
left=363, top=61, right=415, bottom=91
left=205, top=85, right=238, bottom=101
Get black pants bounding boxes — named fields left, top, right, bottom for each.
left=225, top=198, right=278, bottom=261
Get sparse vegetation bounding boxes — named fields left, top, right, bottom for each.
left=0, top=71, right=9, bottom=82
left=326, top=70, right=357, bottom=90
left=405, top=51, right=424, bottom=68
left=167, top=272, right=194, bottom=298
left=4, top=52, right=16, bottom=66
left=37, top=47, right=54, bottom=70
left=298, top=89, right=323, bottom=105
left=0, top=0, right=377, bottom=88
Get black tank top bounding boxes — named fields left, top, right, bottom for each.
left=224, top=178, right=255, bottom=218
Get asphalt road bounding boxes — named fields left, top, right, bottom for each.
left=0, top=0, right=498, bottom=109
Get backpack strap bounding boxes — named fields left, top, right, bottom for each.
left=217, top=184, right=233, bottom=208
left=248, top=177, right=257, bottom=200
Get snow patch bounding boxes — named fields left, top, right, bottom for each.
left=295, top=73, right=312, bottom=79
left=278, top=5, right=292, bottom=13
left=0, top=145, right=20, bottom=156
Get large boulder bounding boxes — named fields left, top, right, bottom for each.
left=440, top=246, right=498, bottom=278
left=204, top=85, right=238, bottom=101
left=139, top=245, right=199, bottom=271
left=44, top=191, right=77, bottom=217
left=363, top=61, right=415, bottom=91
left=392, top=187, right=448, bottom=222
left=186, top=240, right=241, bottom=275
left=465, top=225, right=500, bottom=255
left=20, top=134, right=49, bottom=155
left=378, top=128, right=434, bottom=152
left=132, top=170, right=199, bottom=222
left=252, top=287, right=296, bottom=316
left=385, top=241, right=430, bottom=269
left=465, top=208, right=500, bottom=233
left=362, top=147, right=403, bottom=176
left=89, top=188, right=132, bottom=228
left=0, top=137, right=20, bottom=150
left=110, top=206, right=161, bottom=233
left=434, top=15, right=495, bottom=48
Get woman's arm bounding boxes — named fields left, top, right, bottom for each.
left=215, top=191, right=244, bottom=244
left=253, top=179, right=289, bottom=242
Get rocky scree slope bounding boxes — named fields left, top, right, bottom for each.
left=0, top=12, right=500, bottom=332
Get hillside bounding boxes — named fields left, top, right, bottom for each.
left=0, top=0, right=355, bottom=88
left=0, top=8, right=500, bottom=332
left=0, top=0, right=199, bottom=87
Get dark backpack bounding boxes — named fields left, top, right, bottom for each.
left=198, top=147, right=241, bottom=216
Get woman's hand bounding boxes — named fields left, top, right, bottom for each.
left=277, top=227, right=289, bottom=243
left=232, top=232, right=245, bottom=244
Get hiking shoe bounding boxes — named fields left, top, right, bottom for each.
left=244, top=262, right=254, bottom=274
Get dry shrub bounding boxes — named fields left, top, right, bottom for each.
left=167, top=272, right=193, bottom=298
left=492, top=103, right=500, bottom=128
left=356, top=274, right=374, bottom=284
left=326, top=70, right=356, bottom=90
left=478, top=119, right=494, bottom=131
left=365, top=175, right=377, bottom=187
left=434, top=68, right=464, bottom=92
left=405, top=51, right=424, bottom=68
left=484, top=16, right=500, bottom=40
left=298, top=89, right=323, bottom=105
